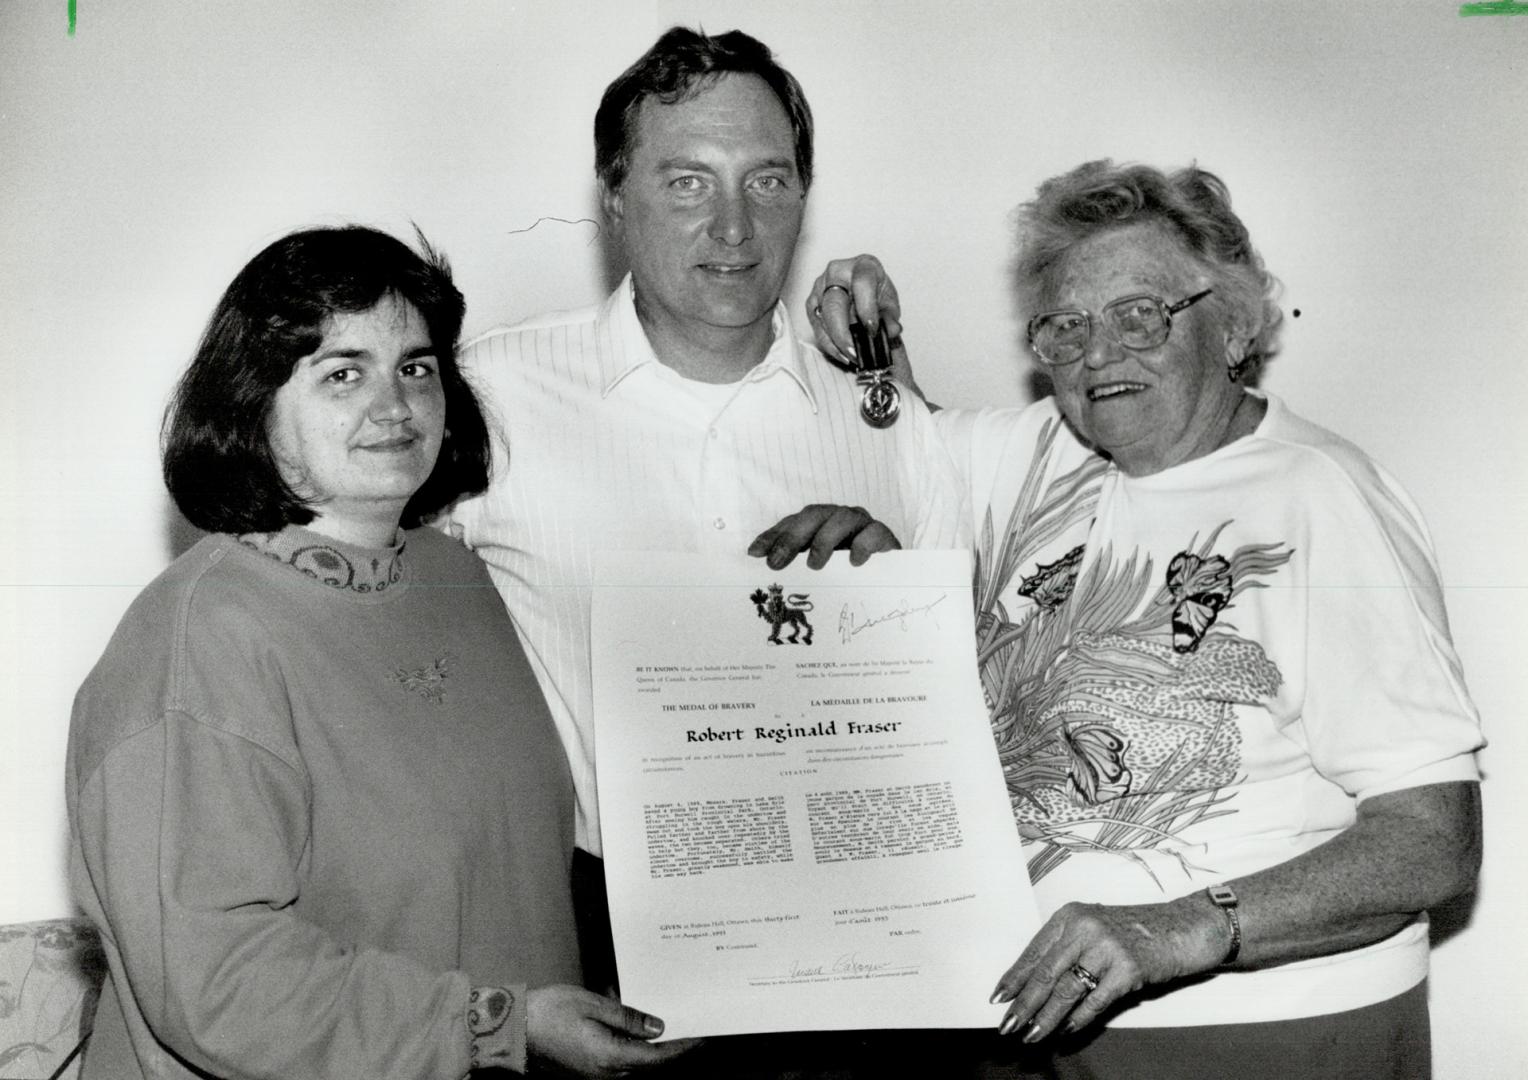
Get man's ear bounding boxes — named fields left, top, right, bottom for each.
left=600, top=182, right=624, bottom=232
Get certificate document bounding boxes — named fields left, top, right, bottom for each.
left=592, top=550, right=1037, bottom=1039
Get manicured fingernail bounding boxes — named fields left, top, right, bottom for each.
left=998, top=1014, right=1020, bottom=1036
left=989, top=988, right=1005, bottom=1005
left=643, top=1016, right=664, bottom=1036
left=1022, top=1021, right=1043, bottom=1044
left=747, top=540, right=766, bottom=555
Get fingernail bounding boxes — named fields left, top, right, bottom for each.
left=989, top=988, right=1005, bottom=1005
left=747, top=540, right=766, bottom=555
left=998, top=1014, right=1020, bottom=1036
left=643, top=1016, right=664, bottom=1036
left=1022, top=1021, right=1043, bottom=1044
left=768, top=553, right=786, bottom=570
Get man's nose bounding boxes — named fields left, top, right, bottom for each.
left=368, top=376, right=412, bottom=422
left=708, top=189, right=754, bottom=246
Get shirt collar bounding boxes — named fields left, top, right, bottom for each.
left=597, top=274, right=819, bottom=412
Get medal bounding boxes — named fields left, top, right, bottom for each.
left=848, top=317, right=901, bottom=429
left=857, top=370, right=901, bottom=428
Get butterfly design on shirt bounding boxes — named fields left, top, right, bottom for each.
left=1165, top=552, right=1233, bottom=654
left=1017, top=544, right=1087, bottom=611
left=394, top=656, right=450, bottom=705
left=1060, top=722, right=1132, bottom=805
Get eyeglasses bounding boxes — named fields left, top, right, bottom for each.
left=1026, top=289, right=1213, bottom=366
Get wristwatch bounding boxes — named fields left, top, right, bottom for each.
left=1206, top=883, right=1242, bottom=966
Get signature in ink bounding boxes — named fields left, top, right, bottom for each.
left=832, top=952, right=891, bottom=975
left=838, top=594, right=946, bottom=643
left=785, top=953, right=892, bottom=979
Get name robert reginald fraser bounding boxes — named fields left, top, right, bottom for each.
left=686, top=719, right=904, bottom=744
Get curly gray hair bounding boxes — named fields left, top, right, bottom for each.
left=1014, top=160, right=1283, bottom=378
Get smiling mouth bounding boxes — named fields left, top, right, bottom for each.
left=358, top=435, right=418, bottom=451
left=1088, top=382, right=1147, bottom=402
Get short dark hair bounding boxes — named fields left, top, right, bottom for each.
left=1014, top=160, right=1283, bottom=377
left=594, top=26, right=814, bottom=193
left=162, top=226, right=490, bottom=535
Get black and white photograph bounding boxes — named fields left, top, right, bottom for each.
left=2, top=3, right=1523, bottom=1078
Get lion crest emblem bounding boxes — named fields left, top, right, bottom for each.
left=748, top=584, right=814, bottom=645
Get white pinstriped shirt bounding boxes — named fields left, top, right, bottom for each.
left=441, top=277, right=970, bottom=854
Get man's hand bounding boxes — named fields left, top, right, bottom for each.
left=748, top=504, right=901, bottom=570
left=805, top=255, right=919, bottom=394
left=526, top=984, right=700, bottom=1078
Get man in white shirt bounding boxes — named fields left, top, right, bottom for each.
left=441, top=26, right=968, bottom=1021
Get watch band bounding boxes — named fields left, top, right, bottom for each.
left=1206, top=883, right=1242, bottom=966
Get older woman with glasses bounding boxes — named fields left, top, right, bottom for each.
left=800, top=161, right=1484, bottom=1079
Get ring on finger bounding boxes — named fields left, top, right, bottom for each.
left=822, top=283, right=851, bottom=301
left=1069, top=963, right=1099, bottom=993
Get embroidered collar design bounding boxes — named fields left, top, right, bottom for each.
left=238, top=528, right=407, bottom=593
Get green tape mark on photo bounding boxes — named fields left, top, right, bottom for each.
left=1459, top=1, right=1528, bottom=15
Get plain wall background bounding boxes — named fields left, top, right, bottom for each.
left=2, top=2, right=1523, bottom=1075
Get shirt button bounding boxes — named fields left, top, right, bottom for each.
left=708, top=427, right=719, bottom=440
left=713, top=517, right=726, bottom=530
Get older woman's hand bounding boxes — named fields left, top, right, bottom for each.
left=990, top=896, right=1230, bottom=1043
left=806, top=254, right=902, bottom=366
left=805, top=255, right=926, bottom=399
left=990, top=782, right=1481, bottom=1042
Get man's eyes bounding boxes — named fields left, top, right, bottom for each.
left=665, top=174, right=794, bottom=194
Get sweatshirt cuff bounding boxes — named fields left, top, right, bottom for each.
left=466, top=984, right=528, bottom=1074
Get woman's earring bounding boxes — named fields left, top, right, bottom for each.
left=1226, top=346, right=1250, bottom=383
